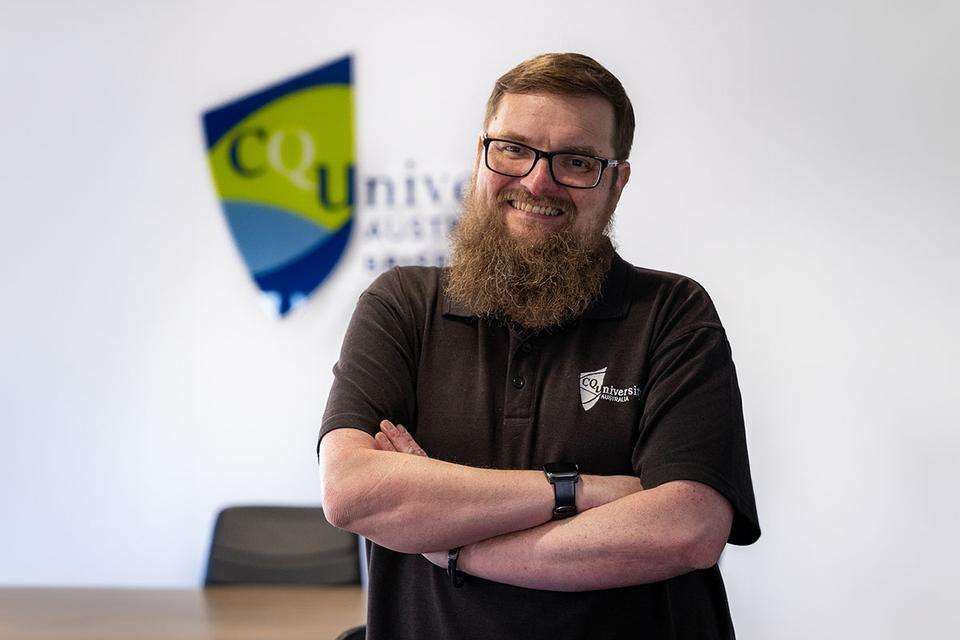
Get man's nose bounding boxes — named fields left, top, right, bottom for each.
left=520, top=157, right=563, bottom=197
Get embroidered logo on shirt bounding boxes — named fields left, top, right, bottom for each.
left=579, top=367, right=607, bottom=410
left=579, top=366, right=641, bottom=411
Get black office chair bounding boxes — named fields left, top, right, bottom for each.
left=204, top=505, right=360, bottom=585
left=335, top=625, right=366, bottom=640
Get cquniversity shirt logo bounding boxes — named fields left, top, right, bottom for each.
left=579, top=366, right=641, bottom=411
left=579, top=367, right=607, bottom=411
left=202, top=56, right=354, bottom=317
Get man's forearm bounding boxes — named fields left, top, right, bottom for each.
left=320, top=425, right=640, bottom=554
left=325, top=444, right=554, bottom=553
left=446, top=480, right=733, bottom=592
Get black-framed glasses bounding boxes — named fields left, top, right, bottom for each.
left=482, top=135, right=622, bottom=189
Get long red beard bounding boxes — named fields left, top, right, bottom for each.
left=444, top=183, right=614, bottom=331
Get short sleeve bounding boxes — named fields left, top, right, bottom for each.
left=632, top=323, right=761, bottom=546
left=317, top=269, right=420, bottom=456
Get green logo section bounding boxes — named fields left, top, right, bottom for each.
left=208, top=86, right=353, bottom=232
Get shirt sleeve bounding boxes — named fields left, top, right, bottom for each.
left=317, top=269, right=420, bottom=456
left=632, top=291, right=761, bottom=545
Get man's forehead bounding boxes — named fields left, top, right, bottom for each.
left=487, top=92, right=616, bottom=156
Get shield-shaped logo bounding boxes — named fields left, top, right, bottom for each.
left=202, top=56, right=354, bottom=317
left=579, top=367, right=607, bottom=411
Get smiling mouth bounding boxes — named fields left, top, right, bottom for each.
left=507, top=199, right=565, bottom=217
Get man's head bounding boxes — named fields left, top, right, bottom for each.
left=446, top=53, right=635, bottom=330
left=484, top=52, right=635, bottom=166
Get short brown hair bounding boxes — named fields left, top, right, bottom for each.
left=484, top=53, right=635, bottom=160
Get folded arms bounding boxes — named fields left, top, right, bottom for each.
left=319, top=421, right=733, bottom=591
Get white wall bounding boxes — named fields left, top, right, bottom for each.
left=2, top=1, right=958, bottom=637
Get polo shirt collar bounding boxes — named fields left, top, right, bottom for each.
left=441, top=251, right=631, bottom=321
left=582, top=251, right=631, bottom=320
left=442, top=292, right=474, bottom=318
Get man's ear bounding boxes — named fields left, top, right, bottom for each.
left=614, top=161, right=631, bottom=193
left=471, top=135, right=484, bottom=175
left=475, top=134, right=486, bottom=162
left=605, top=162, right=631, bottom=212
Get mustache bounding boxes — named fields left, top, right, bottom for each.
left=496, top=189, right=575, bottom=215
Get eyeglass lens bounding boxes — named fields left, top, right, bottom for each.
left=486, top=140, right=602, bottom=188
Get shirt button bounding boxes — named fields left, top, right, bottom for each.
left=511, top=375, right=525, bottom=389
left=520, top=343, right=532, bottom=354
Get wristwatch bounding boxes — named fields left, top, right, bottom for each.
left=543, top=462, right=579, bottom=519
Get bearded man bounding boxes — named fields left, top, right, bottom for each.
left=318, top=53, right=760, bottom=640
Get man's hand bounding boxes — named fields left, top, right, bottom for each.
left=373, top=419, right=428, bottom=457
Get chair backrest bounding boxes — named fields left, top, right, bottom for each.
left=204, top=505, right=360, bottom=586
left=334, top=625, right=366, bottom=640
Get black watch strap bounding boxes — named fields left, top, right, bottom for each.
left=543, top=463, right=579, bottom=520
left=447, top=547, right=465, bottom=588
left=552, top=478, right=577, bottom=519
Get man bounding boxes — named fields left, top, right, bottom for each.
left=318, top=53, right=760, bottom=639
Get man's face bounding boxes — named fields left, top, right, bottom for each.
left=475, top=92, right=631, bottom=246
left=446, top=91, right=632, bottom=330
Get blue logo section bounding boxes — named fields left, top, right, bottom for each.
left=202, top=56, right=354, bottom=316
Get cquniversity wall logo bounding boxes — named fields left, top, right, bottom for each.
left=202, top=56, right=354, bottom=317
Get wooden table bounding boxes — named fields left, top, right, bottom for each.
left=0, top=586, right=366, bottom=640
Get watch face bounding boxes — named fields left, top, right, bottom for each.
left=544, top=463, right=579, bottom=479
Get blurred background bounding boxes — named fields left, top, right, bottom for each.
left=1, top=1, right=958, bottom=637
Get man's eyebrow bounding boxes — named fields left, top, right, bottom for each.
left=493, top=131, right=605, bottom=157
left=561, top=143, right=605, bottom=157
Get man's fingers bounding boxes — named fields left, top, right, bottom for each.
left=375, top=431, right=397, bottom=452
left=377, top=420, right=401, bottom=452
left=379, top=420, right=428, bottom=457
left=392, top=423, right=428, bottom=457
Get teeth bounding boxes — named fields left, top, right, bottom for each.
left=509, top=200, right=563, bottom=216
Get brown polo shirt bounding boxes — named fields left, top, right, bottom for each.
left=319, top=252, right=760, bottom=640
